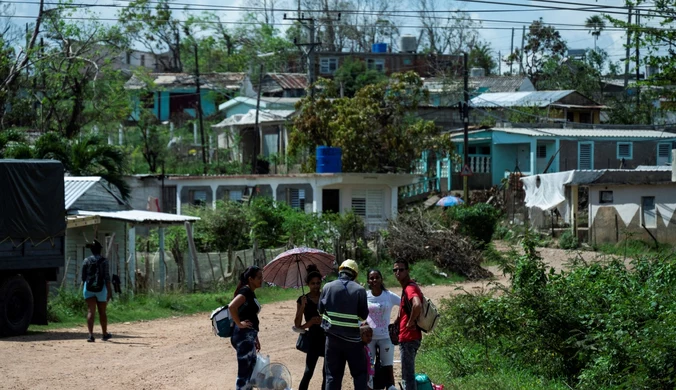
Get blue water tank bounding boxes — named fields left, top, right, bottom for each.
left=372, top=43, right=387, bottom=53
left=316, top=146, right=342, bottom=173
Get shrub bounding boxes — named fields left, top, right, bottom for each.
left=447, top=203, right=501, bottom=248
left=558, top=230, right=579, bottom=249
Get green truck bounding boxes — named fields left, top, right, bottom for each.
left=0, top=160, right=65, bottom=336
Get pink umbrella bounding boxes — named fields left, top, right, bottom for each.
left=263, top=247, right=335, bottom=291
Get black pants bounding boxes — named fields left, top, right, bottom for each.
left=324, top=333, right=367, bottom=390
left=299, top=346, right=326, bottom=390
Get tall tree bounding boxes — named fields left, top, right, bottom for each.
left=333, top=57, right=388, bottom=97
left=414, top=0, right=479, bottom=55
left=507, top=18, right=567, bottom=88
left=585, top=15, right=606, bottom=51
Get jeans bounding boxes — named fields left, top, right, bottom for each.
left=231, top=326, right=258, bottom=390
left=399, top=340, right=421, bottom=390
left=298, top=347, right=326, bottom=390
left=324, top=333, right=367, bottom=390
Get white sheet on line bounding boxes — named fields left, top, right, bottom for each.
left=521, top=171, right=575, bottom=211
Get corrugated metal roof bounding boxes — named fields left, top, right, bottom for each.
left=636, top=165, right=672, bottom=171
left=212, top=109, right=295, bottom=128
left=70, top=210, right=199, bottom=224
left=265, top=73, right=307, bottom=91
left=125, top=72, right=246, bottom=90
left=493, top=128, right=676, bottom=139
left=64, top=177, right=101, bottom=209
left=471, top=90, right=577, bottom=108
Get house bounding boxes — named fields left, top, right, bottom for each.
left=470, top=90, right=604, bottom=125
left=241, top=73, right=308, bottom=98
left=125, top=172, right=421, bottom=233
left=446, top=126, right=676, bottom=190
left=124, top=72, right=246, bottom=122
left=63, top=177, right=198, bottom=291
left=522, top=165, right=676, bottom=245
left=421, top=75, right=536, bottom=130
left=112, top=49, right=163, bottom=75
left=314, top=50, right=462, bottom=79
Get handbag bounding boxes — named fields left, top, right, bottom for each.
left=296, top=332, right=310, bottom=353
left=388, top=319, right=400, bottom=346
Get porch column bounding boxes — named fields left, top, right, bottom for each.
left=259, top=125, right=264, bottom=159
left=571, top=185, right=579, bottom=239
left=391, top=186, right=398, bottom=219
left=176, top=184, right=182, bottom=215
left=211, top=183, right=218, bottom=209
left=270, top=183, right=278, bottom=201
left=553, top=139, right=561, bottom=173
left=311, top=181, right=322, bottom=213
left=128, top=225, right=136, bottom=293
left=158, top=227, right=166, bottom=292
left=530, top=139, right=537, bottom=175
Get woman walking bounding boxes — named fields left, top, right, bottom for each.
left=294, top=264, right=326, bottom=390
left=365, top=269, right=400, bottom=390
left=229, top=266, right=263, bottom=390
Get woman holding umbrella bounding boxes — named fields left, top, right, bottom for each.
left=229, top=266, right=264, bottom=390
left=294, top=264, right=326, bottom=390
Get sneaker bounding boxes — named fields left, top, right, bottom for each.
left=87, top=335, right=95, bottom=343
left=102, top=333, right=112, bottom=341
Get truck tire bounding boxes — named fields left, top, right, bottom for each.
left=0, top=275, right=34, bottom=337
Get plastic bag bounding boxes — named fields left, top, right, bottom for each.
left=250, top=353, right=270, bottom=387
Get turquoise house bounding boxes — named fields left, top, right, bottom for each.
left=446, top=126, right=676, bottom=189
left=124, top=72, right=246, bottom=122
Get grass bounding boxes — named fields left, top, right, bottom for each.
left=34, top=259, right=461, bottom=331
left=595, top=239, right=674, bottom=258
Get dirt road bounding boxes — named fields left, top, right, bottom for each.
left=1, top=245, right=588, bottom=390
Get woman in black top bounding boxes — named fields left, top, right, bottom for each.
left=229, top=266, right=263, bottom=390
left=294, top=264, right=326, bottom=390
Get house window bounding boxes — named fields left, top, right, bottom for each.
left=126, top=52, right=131, bottom=64
left=657, top=142, right=673, bottom=165
left=189, top=189, right=207, bottom=206
left=536, top=145, right=547, bottom=159
left=263, top=133, right=279, bottom=157
left=162, top=186, right=177, bottom=214
left=223, top=190, right=243, bottom=202
left=289, top=189, right=305, bottom=210
left=140, top=54, right=146, bottom=67
left=579, top=112, right=592, bottom=123
left=366, top=58, right=385, bottom=72
left=641, top=196, right=656, bottom=228
left=599, top=190, right=613, bottom=204
left=351, top=189, right=384, bottom=220
left=566, top=112, right=574, bottom=123
left=578, top=142, right=594, bottom=170
left=617, top=142, right=633, bottom=159
left=319, top=58, right=338, bottom=74
left=480, top=146, right=491, bottom=155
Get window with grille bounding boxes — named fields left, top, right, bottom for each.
left=617, top=142, right=632, bottom=159
left=578, top=142, right=593, bottom=170
left=642, top=196, right=656, bottom=228
left=366, top=58, right=385, bottom=72
left=536, top=145, right=547, bottom=159
left=319, top=58, right=338, bottom=74
left=657, top=142, right=672, bottom=165
left=189, top=190, right=207, bottom=206
left=289, top=189, right=305, bottom=210
left=351, top=189, right=384, bottom=220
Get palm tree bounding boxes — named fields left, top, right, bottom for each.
left=585, top=15, right=606, bottom=51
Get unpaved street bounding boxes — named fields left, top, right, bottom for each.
left=1, top=245, right=591, bottom=390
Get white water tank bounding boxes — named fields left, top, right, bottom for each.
left=399, top=35, right=417, bottom=53
left=470, top=68, right=486, bottom=78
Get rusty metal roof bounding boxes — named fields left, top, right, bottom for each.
left=125, top=72, right=246, bottom=90
left=265, top=73, right=307, bottom=91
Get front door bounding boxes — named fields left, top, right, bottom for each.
left=322, top=189, right=340, bottom=214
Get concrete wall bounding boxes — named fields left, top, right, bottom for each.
left=588, top=184, right=676, bottom=245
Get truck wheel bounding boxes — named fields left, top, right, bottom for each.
left=0, top=275, right=34, bottom=337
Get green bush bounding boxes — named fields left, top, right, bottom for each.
left=447, top=203, right=501, bottom=248
left=558, top=230, right=579, bottom=249
left=47, top=288, right=87, bottom=322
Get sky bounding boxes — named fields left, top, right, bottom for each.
left=2, top=0, right=655, bottom=71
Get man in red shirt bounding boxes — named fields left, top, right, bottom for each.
left=394, top=259, right=422, bottom=389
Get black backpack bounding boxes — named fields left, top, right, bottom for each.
left=84, top=255, right=106, bottom=292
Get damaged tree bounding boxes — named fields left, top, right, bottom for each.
left=386, top=208, right=492, bottom=280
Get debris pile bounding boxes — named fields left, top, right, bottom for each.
left=386, top=209, right=493, bottom=280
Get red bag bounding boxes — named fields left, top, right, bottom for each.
left=432, top=384, right=444, bottom=390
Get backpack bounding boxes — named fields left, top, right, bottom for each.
left=403, top=283, right=440, bottom=333
left=210, top=306, right=235, bottom=338
left=84, top=255, right=106, bottom=293
left=415, top=373, right=434, bottom=390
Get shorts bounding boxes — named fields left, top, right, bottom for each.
left=83, top=283, right=108, bottom=302
left=368, top=337, right=395, bottom=366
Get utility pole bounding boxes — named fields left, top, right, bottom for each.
left=624, top=7, right=632, bottom=89
left=463, top=52, right=470, bottom=202
left=519, top=25, right=526, bottom=75
left=252, top=63, right=264, bottom=174
left=510, top=27, right=514, bottom=75
left=635, top=9, right=641, bottom=110
left=194, top=44, right=207, bottom=175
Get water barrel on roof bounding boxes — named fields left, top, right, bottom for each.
left=372, top=43, right=387, bottom=53
left=316, top=146, right=342, bottom=173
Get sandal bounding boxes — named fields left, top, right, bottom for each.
left=87, top=335, right=95, bottom=342
left=102, top=333, right=112, bottom=341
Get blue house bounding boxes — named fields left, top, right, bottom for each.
left=124, top=72, right=246, bottom=122
left=445, top=126, right=676, bottom=190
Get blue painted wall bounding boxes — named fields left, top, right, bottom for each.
left=129, top=88, right=222, bottom=121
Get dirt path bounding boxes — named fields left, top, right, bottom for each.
left=0, top=244, right=596, bottom=390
